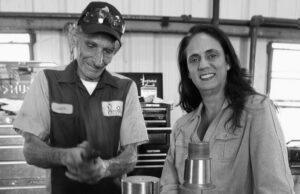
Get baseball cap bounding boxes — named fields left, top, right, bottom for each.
left=77, top=1, right=125, bottom=44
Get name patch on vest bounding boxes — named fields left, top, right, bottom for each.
left=51, top=102, right=73, bottom=114
left=102, top=101, right=123, bottom=117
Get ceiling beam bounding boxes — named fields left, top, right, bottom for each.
left=0, top=12, right=299, bottom=39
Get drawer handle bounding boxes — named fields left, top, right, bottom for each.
left=137, top=159, right=165, bottom=163
left=135, top=165, right=164, bottom=168
left=138, top=153, right=167, bottom=157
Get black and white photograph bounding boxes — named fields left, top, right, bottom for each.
left=0, top=0, right=299, bottom=193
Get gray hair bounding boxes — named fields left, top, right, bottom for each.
left=64, top=23, right=121, bottom=60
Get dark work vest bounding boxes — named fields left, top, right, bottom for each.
left=44, top=61, right=132, bottom=194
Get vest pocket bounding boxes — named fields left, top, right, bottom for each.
left=50, top=112, right=78, bottom=147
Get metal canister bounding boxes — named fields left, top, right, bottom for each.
left=179, top=142, right=215, bottom=194
left=121, top=175, right=160, bottom=194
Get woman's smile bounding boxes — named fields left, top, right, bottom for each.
left=199, top=73, right=216, bottom=81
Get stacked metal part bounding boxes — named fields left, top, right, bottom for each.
left=121, top=175, right=160, bottom=194
left=179, top=142, right=215, bottom=194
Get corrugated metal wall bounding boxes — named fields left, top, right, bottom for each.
left=0, top=0, right=300, bottom=124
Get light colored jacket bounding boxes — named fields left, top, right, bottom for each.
left=160, top=94, right=294, bottom=194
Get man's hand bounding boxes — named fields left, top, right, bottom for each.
left=61, top=141, right=88, bottom=173
left=65, top=156, right=108, bottom=184
left=64, top=141, right=139, bottom=184
left=19, top=131, right=112, bottom=184
left=63, top=141, right=108, bottom=184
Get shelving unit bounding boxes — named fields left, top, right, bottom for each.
left=0, top=120, right=48, bottom=194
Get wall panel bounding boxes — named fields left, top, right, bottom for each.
left=32, top=0, right=64, bottom=12
left=129, top=34, right=156, bottom=72
left=0, top=0, right=33, bottom=12
left=249, top=0, right=275, bottom=18
left=220, top=0, right=248, bottom=19
left=188, top=0, right=211, bottom=17
left=64, top=0, right=91, bottom=13
left=127, top=0, right=156, bottom=15
left=220, top=0, right=300, bottom=20
left=157, top=0, right=186, bottom=16
left=274, top=0, right=300, bottom=18
left=34, top=31, right=69, bottom=66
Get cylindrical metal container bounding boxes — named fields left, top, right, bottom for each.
left=121, top=175, right=160, bottom=194
left=183, top=158, right=212, bottom=185
left=179, top=142, right=215, bottom=194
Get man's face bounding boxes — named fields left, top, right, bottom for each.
left=76, top=32, right=117, bottom=81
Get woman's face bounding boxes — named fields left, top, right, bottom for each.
left=185, top=33, right=230, bottom=94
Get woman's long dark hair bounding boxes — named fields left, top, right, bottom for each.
left=177, top=24, right=256, bottom=130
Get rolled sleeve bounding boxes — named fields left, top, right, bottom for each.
left=13, top=71, right=50, bottom=140
left=119, top=81, right=148, bottom=146
left=250, top=98, right=294, bottom=194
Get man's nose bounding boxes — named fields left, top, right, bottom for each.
left=94, top=51, right=104, bottom=66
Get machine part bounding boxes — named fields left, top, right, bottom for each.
left=179, top=142, right=215, bottom=194
left=121, top=175, right=159, bottom=194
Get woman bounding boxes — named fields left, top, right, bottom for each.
left=160, top=24, right=294, bottom=194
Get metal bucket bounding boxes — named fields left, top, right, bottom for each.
left=121, top=175, right=160, bottom=194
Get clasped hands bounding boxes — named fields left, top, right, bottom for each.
left=62, top=141, right=108, bottom=184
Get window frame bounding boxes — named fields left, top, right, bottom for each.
left=0, top=31, right=35, bottom=61
left=267, top=41, right=300, bottom=102
left=266, top=41, right=300, bottom=143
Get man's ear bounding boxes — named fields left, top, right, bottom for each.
left=114, top=41, right=121, bottom=53
left=65, top=23, right=79, bottom=60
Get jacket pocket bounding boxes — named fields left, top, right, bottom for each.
left=214, top=129, right=242, bottom=161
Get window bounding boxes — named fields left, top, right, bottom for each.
left=0, top=33, right=57, bottom=122
left=267, top=42, right=300, bottom=143
left=0, top=33, right=32, bottom=61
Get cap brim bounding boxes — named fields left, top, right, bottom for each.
left=80, top=23, right=121, bottom=44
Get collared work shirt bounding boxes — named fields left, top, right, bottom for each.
left=13, top=62, right=149, bottom=194
left=13, top=66, right=148, bottom=147
left=160, top=95, right=294, bottom=194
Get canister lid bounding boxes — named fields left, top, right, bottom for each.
left=122, top=175, right=159, bottom=183
left=188, top=142, right=209, bottom=159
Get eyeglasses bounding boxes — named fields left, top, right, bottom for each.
left=80, top=6, right=125, bottom=35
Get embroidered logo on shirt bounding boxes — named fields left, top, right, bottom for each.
left=51, top=102, right=73, bottom=114
left=102, top=101, right=123, bottom=117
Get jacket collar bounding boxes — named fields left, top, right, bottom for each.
left=188, top=98, right=229, bottom=122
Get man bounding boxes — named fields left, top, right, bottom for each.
left=13, top=2, right=148, bottom=194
